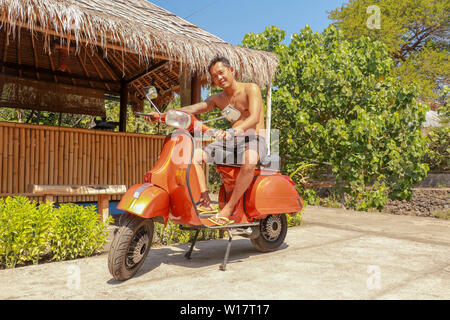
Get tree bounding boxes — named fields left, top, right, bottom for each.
left=328, top=0, right=450, bottom=99
left=242, top=25, right=429, bottom=210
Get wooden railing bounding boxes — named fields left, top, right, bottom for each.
left=0, top=121, right=167, bottom=203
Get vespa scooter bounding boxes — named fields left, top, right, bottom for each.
left=108, top=86, right=303, bottom=281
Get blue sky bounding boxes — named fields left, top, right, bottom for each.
left=151, top=0, right=347, bottom=45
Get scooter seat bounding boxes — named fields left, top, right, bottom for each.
left=259, top=154, right=280, bottom=171
left=215, top=154, right=280, bottom=171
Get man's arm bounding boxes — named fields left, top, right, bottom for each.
left=180, top=96, right=216, bottom=115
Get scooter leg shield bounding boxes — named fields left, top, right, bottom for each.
left=117, top=183, right=170, bottom=219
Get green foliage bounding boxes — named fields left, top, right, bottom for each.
left=50, top=203, right=113, bottom=262
left=328, top=0, right=450, bottom=99
left=154, top=221, right=220, bottom=246
left=423, top=126, right=449, bottom=172
left=242, top=25, right=430, bottom=211
left=0, top=107, right=95, bottom=128
left=286, top=212, right=303, bottom=227
left=0, top=196, right=53, bottom=268
left=0, top=197, right=112, bottom=268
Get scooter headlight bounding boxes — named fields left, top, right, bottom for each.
left=165, top=110, right=192, bottom=129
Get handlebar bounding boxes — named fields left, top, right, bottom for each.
left=135, top=111, right=216, bottom=135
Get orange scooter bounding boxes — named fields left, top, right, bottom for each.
left=108, top=87, right=303, bottom=281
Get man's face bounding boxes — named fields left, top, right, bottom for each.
left=209, top=62, right=234, bottom=89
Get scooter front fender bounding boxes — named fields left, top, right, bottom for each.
left=117, top=183, right=169, bottom=220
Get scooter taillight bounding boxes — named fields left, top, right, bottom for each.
left=144, top=171, right=152, bottom=183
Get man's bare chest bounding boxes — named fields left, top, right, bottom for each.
left=217, top=92, right=250, bottom=117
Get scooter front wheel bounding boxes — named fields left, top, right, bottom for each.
left=108, top=213, right=154, bottom=281
left=251, top=214, right=287, bottom=252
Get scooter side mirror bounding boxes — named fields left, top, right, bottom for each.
left=222, top=105, right=241, bottom=123
left=144, top=86, right=158, bottom=100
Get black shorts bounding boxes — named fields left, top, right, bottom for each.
left=203, top=135, right=268, bottom=165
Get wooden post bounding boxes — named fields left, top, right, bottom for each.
left=191, top=73, right=201, bottom=105
left=119, top=81, right=128, bottom=132
left=97, top=194, right=110, bottom=222
left=265, top=83, right=272, bottom=156
left=180, top=67, right=191, bottom=107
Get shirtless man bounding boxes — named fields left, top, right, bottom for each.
left=179, top=57, right=267, bottom=225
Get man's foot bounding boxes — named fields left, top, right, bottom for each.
left=212, top=205, right=234, bottom=220
left=197, top=191, right=216, bottom=212
left=207, top=216, right=235, bottom=226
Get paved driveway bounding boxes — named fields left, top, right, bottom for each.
left=1, top=206, right=449, bottom=300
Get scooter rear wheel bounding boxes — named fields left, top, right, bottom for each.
left=108, top=213, right=154, bottom=281
left=251, top=214, right=287, bottom=252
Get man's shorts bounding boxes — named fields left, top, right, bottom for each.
left=203, top=135, right=268, bottom=166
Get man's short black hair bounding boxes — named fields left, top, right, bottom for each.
left=208, top=56, right=231, bottom=73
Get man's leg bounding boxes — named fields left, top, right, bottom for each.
left=216, top=148, right=259, bottom=219
left=193, top=148, right=214, bottom=211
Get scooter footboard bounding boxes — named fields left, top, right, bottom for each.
left=117, top=183, right=169, bottom=219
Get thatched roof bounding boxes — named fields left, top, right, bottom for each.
left=0, top=0, right=278, bottom=88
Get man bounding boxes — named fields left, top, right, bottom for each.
left=157, top=57, right=267, bottom=225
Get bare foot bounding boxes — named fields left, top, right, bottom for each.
left=215, top=204, right=234, bottom=219
left=197, top=192, right=214, bottom=211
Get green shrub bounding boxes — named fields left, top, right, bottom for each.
left=0, top=197, right=112, bottom=268
left=0, top=196, right=53, bottom=268
left=154, top=221, right=220, bottom=246
left=423, top=126, right=449, bottom=172
left=50, top=203, right=113, bottom=262
left=287, top=212, right=303, bottom=227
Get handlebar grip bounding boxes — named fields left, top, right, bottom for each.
left=135, top=112, right=165, bottom=122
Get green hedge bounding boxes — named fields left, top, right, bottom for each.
left=0, top=196, right=112, bottom=269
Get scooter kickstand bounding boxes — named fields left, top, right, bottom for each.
left=185, top=229, right=200, bottom=260
left=219, top=229, right=232, bottom=271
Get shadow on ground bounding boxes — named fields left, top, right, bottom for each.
left=107, top=238, right=289, bottom=284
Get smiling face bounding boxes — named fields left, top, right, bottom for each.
left=209, top=61, right=235, bottom=89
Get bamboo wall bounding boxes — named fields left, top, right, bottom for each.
left=0, top=121, right=166, bottom=203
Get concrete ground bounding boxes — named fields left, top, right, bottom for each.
left=1, top=206, right=449, bottom=300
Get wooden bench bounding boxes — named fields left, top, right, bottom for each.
left=28, top=184, right=127, bottom=222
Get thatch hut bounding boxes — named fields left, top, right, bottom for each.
left=0, top=0, right=278, bottom=203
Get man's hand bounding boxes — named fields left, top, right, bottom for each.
left=142, top=112, right=159, bottom=122
left=214, top=129, right=233, bottom=140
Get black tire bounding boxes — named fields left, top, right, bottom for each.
left=251, top=214, right=287, bottom=252
left=108, top=213, right=154, bottom=281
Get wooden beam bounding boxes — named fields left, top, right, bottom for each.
left=77, top=51, right=94, bottom=88
left=17, top=33, right=22, bottom=77
left=0, top=20, right=176, bottom=62
left=105, top=50, right=145, bottom=97
left=64, top=64, right=77, bottom=86
left=119, top=81, right=128, bottom=132
left=126, top=60, right=168, bottom=84
left=31, top=34, right=40, bottom=79
left=0, top=71, right=110, bottom=95
left=0, top=61, right=120, bottom=85
left=83, top=46, right=111, bottom=92
left=93, top=49, right=119, bottom=82
left=29, top=184, right=126, bottom=195
left=47, top=52, right=58, bottom=83
left=2, top=31, right=9, bottom=73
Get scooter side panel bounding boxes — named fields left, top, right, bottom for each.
left=245, top=175, right=303, bottom=217
left=117, top=184, right=169, bottom=219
